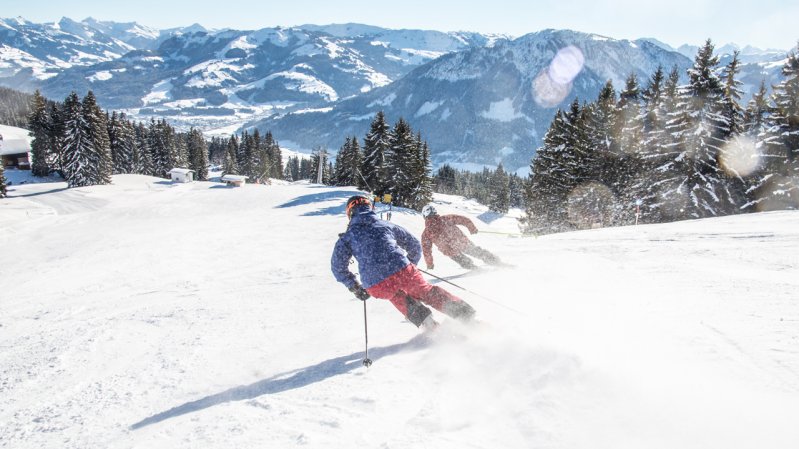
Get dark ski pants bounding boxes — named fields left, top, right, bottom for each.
left=451, top=243, right=500, bottom=269
left=367, top=264, right=475, bottom=326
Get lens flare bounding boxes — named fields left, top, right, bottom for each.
left=532, top=46, right=585, bottom=108
left=548, top=46, right=585, bottom=85
left=532, top=70, right=572, bottom=107
left=720, top=136, right=761, bottom=177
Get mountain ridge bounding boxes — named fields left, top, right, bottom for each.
left=0, top=17, right=790, bottom=171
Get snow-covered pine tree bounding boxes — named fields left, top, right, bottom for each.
left=206, top=136, right=225, bottom=165
left=641, top=66, right=687, bottom=221
left=508, top=173, right=525, bottom=208
left=151, top=119, right=179, bottom=178
left=62, top=92, right=92, bottom=187
left=47, top=102, right=65, bottom=177
left=386, top=118, right=416, bottom=207
left=107, top=112, right=119, bottom=170
left=249, top=129, right=263, bottom=181
left=526, top=98, right=598, bottom=231
left=81, top=91, right=112, bottom=185
left=254, top=130, right=272, bottom=181
left=523, top=108, right=574, bottom=233
left=721, top=52, right=744, bottom=136
left=609, top=73, right=646, bottom=224
left=325, top=161, right=334, bottom=185
left=265, top=132, right=283, bottom=179
left=257, top=130, right=279, bottom=181
left=285, top=155, right=300, bottom=181
left=663, top=40, right=736, bottom=219
left=134, top=122, right=153, bottom=176
left=299, top=157, right=312, bottom=180
left=617, top=74, right=644, bottom=155
left=28, top=90, right=50, bottom=177
left=489, top=162, right=510, bottom=213
left=744, top=81, right=770, bottom=136
left=147, top=119, right=165, bottom=177
left=736, top=80, right=774, bottom=211
left=361, top=111, right=391, bottom=194
left=108, top=112, right=135, bottom=174
left=717, top=51, right=753, bottom=208
left=283, top=158, right=293, bottom=181
left=772, top=45, right=799, bottom=168
left=561, top=98, right=602, bottom=229
left=223, top=135, right=239, bottom=176
left=583, top=81, right=621, bottom=224
left=334, top=137, right=358, bottom=186
left=119, top=117, right=136, bottom=174
left=758, top=43, right=799, bottom=209
left=273, top=144, right=284, bottom=179
left=635, top=66, right=668, bottom=221
left=349, top=137, right=365, bottom=189
left=409, top=137, right=433, bottom=210
left=587, top=80, right=617, bottom=156
left=187, top=128, right=209, bottom=181
left=174, top=132, right=188, bottom=170
left=238, top=131, right=253, bottom=178
left=434, top=164, right=457, bottom=194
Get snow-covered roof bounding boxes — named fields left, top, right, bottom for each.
left=168, top=168, right=194, bottom=174
left=221, top=174, right=248, bottom=182
left=0, top=124, right=32, bottom=156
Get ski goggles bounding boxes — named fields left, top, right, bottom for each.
left=346, top=197, right=372, bottom=219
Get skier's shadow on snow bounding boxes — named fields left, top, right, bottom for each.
left=129, top=334, right=429, bottom=430
left=275, top=190, right=365, bottom=216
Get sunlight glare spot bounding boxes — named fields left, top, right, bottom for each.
left=533, top=46, right=585, bottom=108
left=720, top=136, right=760, bottom=177
left=548, top=45, right=585, bottom=84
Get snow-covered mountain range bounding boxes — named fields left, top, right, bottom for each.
left=0, top=17, right=506, bottom=136
left=252, top=30, right=693, bottom=171
left=0, top=17, right=790, bottom=170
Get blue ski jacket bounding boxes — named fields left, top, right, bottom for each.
left=331, top=205, right=422, bottom=289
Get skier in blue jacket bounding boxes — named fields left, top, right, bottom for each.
left=332, top=195, right=475, bottom=330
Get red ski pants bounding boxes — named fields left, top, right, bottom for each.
left=366, top=264, right=471, bottom=326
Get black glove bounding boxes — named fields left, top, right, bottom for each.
left=350, top=283, right=370, bottom=301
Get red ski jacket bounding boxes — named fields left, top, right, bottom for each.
left=421, top=214, right=478, bottom=266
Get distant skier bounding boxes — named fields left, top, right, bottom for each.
left=332, top=195, right=476, bottom=330
left=421, top=204, right=502, bottom=270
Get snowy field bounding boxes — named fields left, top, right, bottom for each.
left=1, top=175, right=797, bottom=449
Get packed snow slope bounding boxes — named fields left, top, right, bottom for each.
left=1, top=175, right=798, bottom=449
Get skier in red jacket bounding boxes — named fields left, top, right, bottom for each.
left=421, top=205, right=502, bottom=270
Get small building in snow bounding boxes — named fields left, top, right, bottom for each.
left=221, top=174, right=248, bottom=187
left=0, top=124, right=33, bottom=170
left=168, top=168, right=194, bottom=183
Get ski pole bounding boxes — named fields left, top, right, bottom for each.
left=362, top=300, right=373, bottom=367
left=418, top=268, right=527, bottom=316
left=478, top=230, right=536, bottom=238
left=355, top=168, right=374, bottom=193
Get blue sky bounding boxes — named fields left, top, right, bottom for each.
left=3, top=0, right=797, bottom=50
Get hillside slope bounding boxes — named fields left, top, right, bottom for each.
left=1, top=176, right=798, bottom=448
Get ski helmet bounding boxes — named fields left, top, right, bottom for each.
left=421, top=204, right=438, bottom=218
left=346, top=195, right=372, bottom=219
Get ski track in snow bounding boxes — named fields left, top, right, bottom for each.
left=1, top=175, right=798, bottom=448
